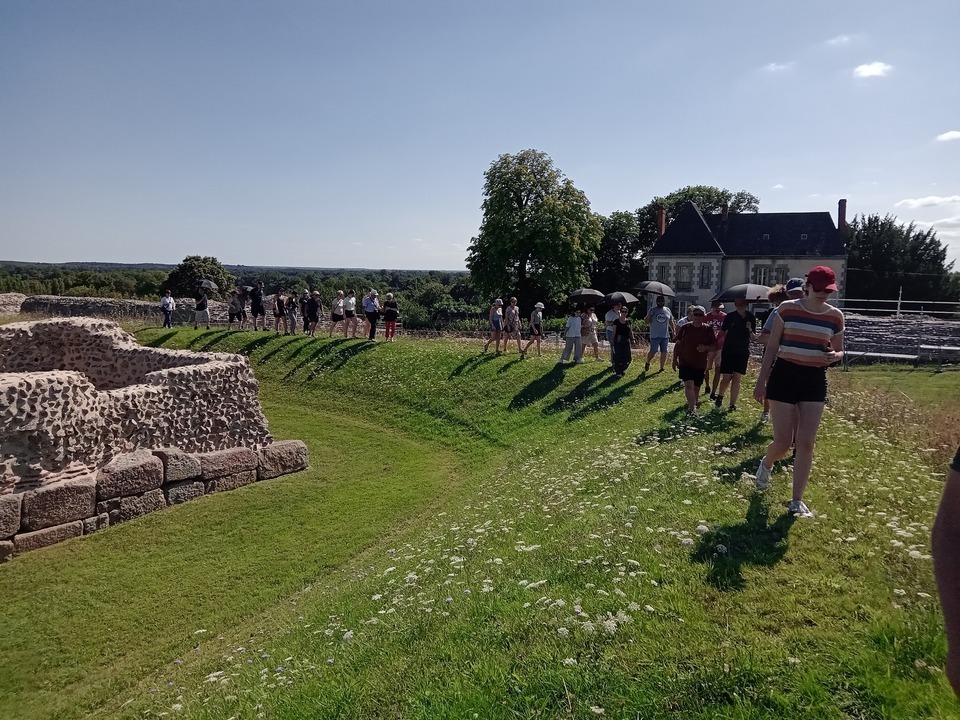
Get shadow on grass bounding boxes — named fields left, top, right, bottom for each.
left=645, top=380, right=683, bottom=403
left=186, top=329, right=234, bottom=351
left=238, top=334, right=276, bottom=358
left=258, top=336, right=303, bottom=365
left=284, top=338, right=350, bottom=379
left=509, top=363, right=567, bottom=411
left=307, top=340, right=378, bottom=377
left=141, top=331, right=177, bottom=348
left=448, top=352, right=496, bottom=380
left=566, top=374, right=646, bottom=422
left=543, top=369, right=612, bottom=414
left=690, top=493, right=795, bottom=591
left=634, top=405, right=738, bottom=445
left=497, top=356, right=526, bottom=374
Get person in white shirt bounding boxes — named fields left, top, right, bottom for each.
left=604, top=302, right=621, bottom=368
left=160, top=290, right=176, bottom=328
left=560, top=308, right=584, bottom=364
left=343, top=290, right=359, bottom=338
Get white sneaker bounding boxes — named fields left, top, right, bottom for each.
left=789, top=499, right=814, bottom=518
left=759, top=411, right=769, bottom=423
left=754, top=461, right=772, bottom=490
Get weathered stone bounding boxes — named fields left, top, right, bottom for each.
left=0, top=540, right=13, bottom=563
left=206, top=470, right=257, bottom=493
left=116, top=489, right=166, bottom=523
left=153, top=448, right=202, bottom=483
left=257, top=440, right=309, bottom=480
left=21, top=476, right=96, bottom=531
left=165, top=480, right=204, bottom=505
left=14, top=521, right=83, bottom=553
left=198, top=448, right=258, bottom=480
left=97, top=450, right=164, bottom=500
left=96, top=498, right=120, bottom=515
left=0, top=493, right=22, bottom=538
left=82, top=513, right=110, bottom=534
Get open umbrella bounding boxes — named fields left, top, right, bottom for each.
left=710, top=283, right=770, bottom=303
left=604, top=291, right=640, bottom=307
left=567, top=287, right=605, bottom=305
left=633, top=280, right=676, bottom=298
left=198, top=279, right=219, bottom=291
left=239, top=285, right=254, bottom=291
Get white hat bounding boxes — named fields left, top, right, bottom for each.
left=494, top=298, right=503, bottom=305
left=534, top=302, right=545, bottom=309
left=371, top=289, right=379, bottom=296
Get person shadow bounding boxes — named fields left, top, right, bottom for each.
left=690, top=494, right=796, bottom=591
left=509, top=364, right=567, bottom=411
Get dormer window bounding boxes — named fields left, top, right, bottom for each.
left=800, top=233, right=808, bottom=240
left=762, top=233, right=770, bottom=240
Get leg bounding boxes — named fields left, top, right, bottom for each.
left=760, top=400, right=800, bottom=470
left=729, top=373, right=741, bottom=407
left=791, top=401, right=826, bottom=501
left=684, top=380, right=698, bottom=412
left=715, top=373, right=732, bottom=401
left=561, top=338, right=572, bottom=362
left=574, top=337, right=583, bottom=362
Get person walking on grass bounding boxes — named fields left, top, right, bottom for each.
left=676, top=305, right=695, bottom=329
left=160, top=290, right=175, bottom=329
left=581, top=306, right=601, bottom=361
left=560, top=307, right=583, bottom=364
left=713, top=298, right=757, bottom=411
left=383, top=292, right=399, bottom=342
left=194, top=287, right=210, bottom=330
left=934, top=446, right=960, bottom=696
left=300, top=290, right=310, bottom=334
left=363, top=289, right=381, bottom=341
left=285, top=292, right=299, bottom=335
left=752, top=266, right=844, bottom=519
left=704, top=300, right=727, bottom=397
left=228, top=290, right=245, bottom=330
left=522, top=302, right=545, bottom=357
left=503, top=297, right=524, bottom=353
left=306, top=291, right=322, bottom=336
left=671, top=306, right=717, bottom=418
left=756, top=280, right=805, bottom=421
left=604, top=302, right=621, bottom=368
left=330, top=290, right=345, bottom=336
left=483, top=298, right=505, bottom=353
left=250, top=281, right=267, bottom=331
left=273, top=288, right=288, bottom=334
left=343, top=290, right=359, bottom=338
left=644, top=295, right=675, bottom=373
left=612, top=306, right=633, bottom=377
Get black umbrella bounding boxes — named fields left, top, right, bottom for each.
left=198, top=279, right=219, bottom=290
left=239, top=285, right=254, bottom=291
left=633, top=280, right=676, bottom=298
left=567, top=287, right=605, bottom=304
left=711, top=283, right=770, bottom=303
left=604, top=291, right=640, bottom=306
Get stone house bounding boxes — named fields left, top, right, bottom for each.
left=646, top=199, right=849, bottom=314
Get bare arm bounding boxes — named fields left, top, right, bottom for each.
left=934, top=460, right=960, bottom=695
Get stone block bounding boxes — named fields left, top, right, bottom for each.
left=116, top=488, right=166, bottom=524
left=0, top=540, right=13, bottom=563
left=0, top=493, right=22, bottom=538
left=165, top=480, right=204, bottom=505
left=14, top=521, right=83, bottom=553
left=257, top=440, right=309, bottom=480
left=21, top=476, right=96, bottom=531
left=153, top=448, right=202, bottom=483
left=206, top=470, right=257, bottom=493
left=97, top=450, right=164, bottom=500
left=82, top=513, right=110, bottom=534
left=198, top=447, right=258, bottom=480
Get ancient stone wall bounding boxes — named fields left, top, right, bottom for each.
left=0, top=318, right=308, bottom=558
left=17, top=295, right=229, bottom=323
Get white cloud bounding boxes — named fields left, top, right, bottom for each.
left=773, top=184, right=784, bottom=190
left=763, top=61, right=795, bottom=72
left=412, top=238, right=424, bottom=243
left=894, top=195, right=960, bottom=209
left=827, top=35, right=852, bottom=46
left=936, top=130, right=960, bottom=142
left=854, top=61, right=893, bottom=78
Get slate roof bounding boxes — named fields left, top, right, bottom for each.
left=649, top=201, right=846, bottom=257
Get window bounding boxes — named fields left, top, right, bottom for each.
left=753, top=266, right=771, bottom=285
left=698, top=263, right=712, bottom=289
left=773, top=266, right=789, bottom=284
left=677, top=301, right=690, bottom=317
left=656, top=264, right=669, bottom=283
left=762, top=233, right=770, bottom=241
left=676, top=265, right=693, bottom=291
left=800, top=233, right=808, bottom=240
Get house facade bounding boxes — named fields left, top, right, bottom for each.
left=646, top=199, right=849, bottom=314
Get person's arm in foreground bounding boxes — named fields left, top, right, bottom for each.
left=934, top=451, right=960, bottom=695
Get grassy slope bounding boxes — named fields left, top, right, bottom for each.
left=0, top=329, right=956, bottom=719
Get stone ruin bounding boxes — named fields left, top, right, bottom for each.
left=0, top=318, right=308, bottom=560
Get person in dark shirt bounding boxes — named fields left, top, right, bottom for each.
left=306, top=291, right=322, bottom=336
left=671, top=305, right=717, bottom=417
left=193, top=288, right=210, bottom=330
left=713, top=298, right=756, bottom=411
left=382, top=293, right=400, bottom=342
left=612, top=306, right=633, bottom=377
left=250, top=281, right=266, bottom=331
left=934, top=447, right=960, bottom=695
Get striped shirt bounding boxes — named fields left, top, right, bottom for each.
left=776, top=299, right=844, bottom=366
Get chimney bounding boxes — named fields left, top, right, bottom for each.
left=721, top=203, right=729, bottom=222
left=838, top=198, right=847, bottom=231
left=656, top=207, right=666, bottom=238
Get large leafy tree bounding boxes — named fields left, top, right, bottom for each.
left=589, top=211, right=642, bottom=293
left=635, top=185, right=760, bottom=266
left=845, top=214, right=959, bottom=300
left=466, top=149, right=602, bottom=306
left=165, top=256, right=235, bottom=298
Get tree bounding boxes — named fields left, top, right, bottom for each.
left=635, top=185, right=760, bottom=266
left=466, top=149, right=602, bottom=306
left=165, top=256, right=235, bottom=298
left=845, top=213, right=959, bottom=300
left=589, top=211, right=642, bottom=293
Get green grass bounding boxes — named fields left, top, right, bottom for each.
left=0, top=329, right=957, bottom=718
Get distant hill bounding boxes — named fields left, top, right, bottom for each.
left=0, top=260, right=466, bottom=275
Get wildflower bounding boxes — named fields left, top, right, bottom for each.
left=602, top=619, right=617, bottom=635
left=557, top=627, right=570, bottom=637
left=590, top=706, right=605, bottom=715
left=563, top=658, right=578, bottom=666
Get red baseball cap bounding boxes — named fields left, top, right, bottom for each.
left=807, top=266, right=838, bottom=292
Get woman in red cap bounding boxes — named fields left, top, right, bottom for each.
left=752, top=266, right=844, bottom=518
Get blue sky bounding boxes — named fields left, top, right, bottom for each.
left=1, top=0, right=958, bottom=270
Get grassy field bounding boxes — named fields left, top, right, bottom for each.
left=0, top=328, right=957, bottom=718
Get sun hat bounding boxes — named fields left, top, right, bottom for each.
left=692, top=305, right=706, bottom=314
left=371, top=289, right=379, bottom=296
left=534, top=302, right=545, bottom=309
left=807, top=266, right=838, bottom=292
left=494, top=298, right=503, bottom=305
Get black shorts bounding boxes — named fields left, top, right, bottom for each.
left=345, top=310, right=356, bottom=319
left=530, top=324, right=542, bottom=337
left=331, top=313, right=344, bottom=322
left=719, top=350, right=749, bottom=375
left=678, top=365, right=706, bottom=386
left=229, top=311, right=246, bottom=322
left=765, top=358, right=828, bottom=404
left=251, top=304, right=265, bottom=318
left=307, top=313, right=319, bottom=324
